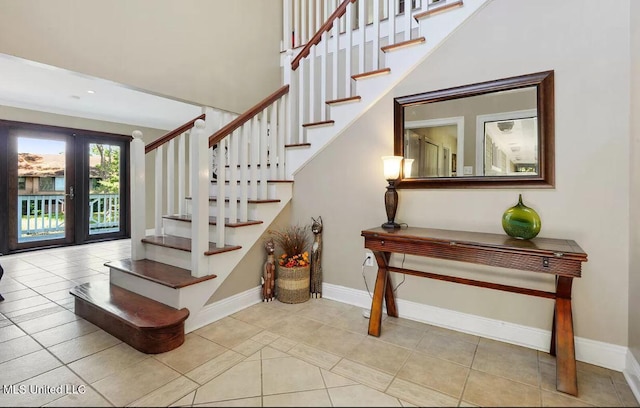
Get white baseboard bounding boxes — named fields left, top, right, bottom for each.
left=322, top=283, right=628, bottom=372
left=185, top=286, right=262, bottom=333
left=185, top=282, right=629, bottom=373
left=625, top=350, right=640, bottom=403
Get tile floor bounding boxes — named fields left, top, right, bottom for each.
left=0, top=239, right=638, bottom=407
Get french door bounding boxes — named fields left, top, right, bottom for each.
left=0, top=121, right=130, bottom=254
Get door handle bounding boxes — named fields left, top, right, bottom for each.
left=65, top=186, right=74, bottom=200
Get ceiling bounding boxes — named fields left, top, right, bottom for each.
left=0, top=54, right=203, bottom=131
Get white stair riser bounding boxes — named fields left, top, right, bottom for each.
left=163, top=218, right=264, bottom=245
left=110, top=269, right=180, bottom=308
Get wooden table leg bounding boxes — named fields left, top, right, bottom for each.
left=555, top=276, right=577, bottom=396
left=368, top=251, right=391, bottom=337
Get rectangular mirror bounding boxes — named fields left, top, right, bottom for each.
left=394, top=70, right=555, bottom=188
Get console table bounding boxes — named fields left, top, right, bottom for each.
left=361, top=226, right=587, bottom=396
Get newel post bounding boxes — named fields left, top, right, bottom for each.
left=130, top=130, right=146, bottom=260
left=190, top=119, right=209, bottom=277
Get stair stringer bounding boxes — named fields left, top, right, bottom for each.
left=131, top=182, right=292, bottom=332
left=285, top=0, right=490, bottom=178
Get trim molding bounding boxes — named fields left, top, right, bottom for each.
left=625, top=350, right=640, bottom=403
left=185, top=282, right=630, bottom=374
left=322, top=283, right=628, bottom=372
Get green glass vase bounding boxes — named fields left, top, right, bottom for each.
left=502, top=194, right=541, bottom=240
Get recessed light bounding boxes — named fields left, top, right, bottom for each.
left=87, top=90, right=95, bottom=94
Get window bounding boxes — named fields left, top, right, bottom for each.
left=39, top=177, right=55, bottom=191
left=18, top=177, right=26, bottom=190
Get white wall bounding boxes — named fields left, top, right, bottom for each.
left=293, top=0, right=631, bottom=346
left=0, top=0, right=283, bottom=114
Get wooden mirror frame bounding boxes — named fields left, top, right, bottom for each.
left=393, top=70, right=555, bottom=189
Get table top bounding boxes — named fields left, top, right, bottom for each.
left=361, top=226, right=587, bottom=261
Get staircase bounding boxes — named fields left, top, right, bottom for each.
left=70, top=0, right=489, bottom=353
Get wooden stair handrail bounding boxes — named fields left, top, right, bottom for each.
left=208, top=85, right=290, bottom=148
left=145, top=113, right=206, bottom=154
left=291, top=0, right=357, bottom=70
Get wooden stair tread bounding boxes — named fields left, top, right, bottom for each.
left=105, top=258, right=216, bottom=289
left=163, top=214, right=263, bottom=228
left=302, top=120, right=335, bottom=128
left=326, top=96, right=362, bottom=105
left=210, top=179, right=294, bottom=184
left=285, top=143, right=311, bottom=148
left=352, top=68, right=391, bottom=80
left=186, top=196, right=281, bottom=204
left=70, top=281, right=189, bottom=329
left=141, top=234, right=241, bottom=255
left=381, top=37, right=426, bottom=53
left=414, top=0, right=463, bottom=20
left=70, top=281, right=189, bottom=354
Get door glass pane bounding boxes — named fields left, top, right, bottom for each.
left=17, top=137, right=66, bottom=243
left=89, top=143, right=121, bottom=235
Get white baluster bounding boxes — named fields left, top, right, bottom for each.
left=284, top=0, right=292, bottom=49
left=309, top=46, right=316, bottom=123
left=178, top=132, right=186, bottom=215
left=332, top=15, right=340, bottom=99
left=228, top=128, right=239, bottom=223
left=345, top=4, right=353, bottom=97
left=294, top=0, right=300, bottom=47
left=260, top=109, right=269, bottom=199
left=404, top=0, right=412, bottom=41
left=250, top=116, right=260, bottom=200
left=239, top=123, right=249, bottom=222
left=190, top=119, right=209, bottom=277
left=372, top=0, right=380, bottom=70
left=154, top=145, right=163, bottom=236
left=301, top=0, right=307, bottom=45
left=358, top=0, right=366, bottom=73
left=320, top=30, right=328, bottom=120
left=298, top=58, right=306, bottom=130
left=167, top=138, right=175, bottom=215
left=269, top=101, right=279, bottom=181
left=389, top=0, right=397, bottom=46
left=315, top=0, right=322, bottom=36
left=216, top=135, right=226, bottom=249
left=278, top=95, right=287, bottom=179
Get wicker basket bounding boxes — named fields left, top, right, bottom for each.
left=277, top=265, right=310, bottom=304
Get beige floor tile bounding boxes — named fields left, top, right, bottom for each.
left=264, top=313, right=324, bottom=343
left=540, top=361, right=622, bottom=406
left=541, top=390, right=596, bottom=407
left=471, top=337, right=540, bottom=387
left=427, top=325, right=480, bottom=345
left=386, top=378, right=459, bottom=407
left=31, top=319, right=99, bottom=347
left=463, top=370, right=541, bottom=407
left=269, top=335, right=298, bottom=352
left=193, top=360, right=262, bottom=404
left=43, top=288, right=76, bottom=302
left=0, top=366, right=88, bottom=407
left=231, top=302, right=292, bottom=328
left=171, top=390, right=196, bottom=407
left=296, top=298, right=360, bottom=325
left=17, top=275, right=68, bottom=287
left=0, top=295, right=53, bottom=313
left=288, top=342, right=342, bottom=370
left=344, top=336, right=411, bottom=375
left=186, top=349, right=246, bottom=385
left=263, top=389, right=332, bottom=407
left=194, top=316, right=262, bottom=348
left=328, top=384, right=402, bottom=407
left=3, top=302, right=63, bottom=321
left=129, top=376, right=199, bottom=407
left=33, top=280, right=78, bottom=295
left=16, top=309, right=79, bottom=334
left=615, top=381, right=640, bottom=407
left=321, top=369, right=359, bottom=388
left=0, top=280, right=27, bottom=294
left=68, top=342, right=149, bottom=383
left=192, top=396, right=261, bottom=407
left=0, top=335, right=42, bottom=364
left=251, top=330, right=280, bottom=345
left=43, top=386, right=112, bottom=407
left=262, top=356, right=325, bottom=395
left=415, top=330, right=478, bottom=367
left=233, top=338, right=266, bottom=357
left=396, top=351, right=469, bottom=398
left=326, top=308, right=371, bottom=334
left=0, top=288, right=40, bottom=302
left=48, top=329, right=121, bottom=364
left=0, top=349, right=62, bottom=385
left=302, top=324, right=366, bottom=356
left=0, top=324, right=26, bottom=343
left=332, top=358, right=394, bottom=392
left=154, top=333, right=227, bottom=373
left=377, top=319, right=426, bottom=349
left=261, top=346, right=290, bottom=359
left=92, top=357, right=180, bottom=406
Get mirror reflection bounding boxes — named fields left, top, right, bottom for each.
left=393, top=70, right=554, bottom=189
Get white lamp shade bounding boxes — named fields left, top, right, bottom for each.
left=403, top=158, right=414, bottom=177
left=382, top=156, right=403, bottom=180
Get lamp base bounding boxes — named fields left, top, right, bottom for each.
left=381, top=222, right=401, bottom=230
